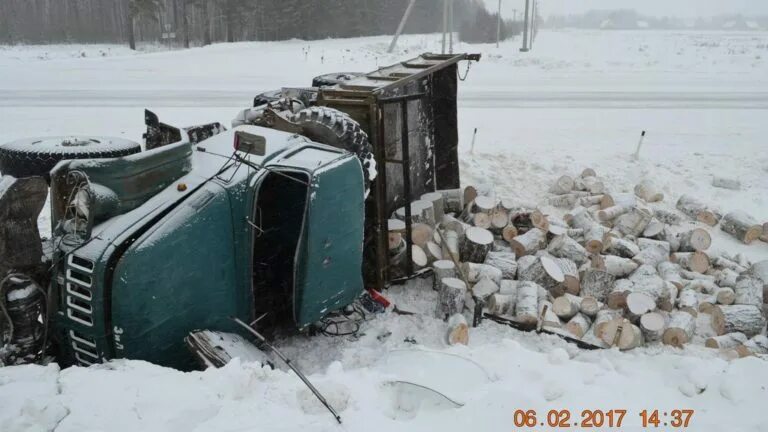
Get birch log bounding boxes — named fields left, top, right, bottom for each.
left=462, top=263, right=503, bottom=286
left=640, top=312, right=667, bottom=342
left=596, top=255, right=638, bottom=277
left=714, top=268, right=739, bottom=288
left=515, top=281, right=541, bottom=326
left=438, top=188, right=464, bottom=214
left=712, top=176, right=741, bottom=191
left=580, top=296, right=603, bottom=317
left=484, top=251, right=518, bottom=280
left=584, top=224, right=609, bottom=254
left=597, top=204, right=632, bottom=222
left=720, top=211, right=762, bottom=244
left=509, top=228, right=547, bottom=257
left=654, top=209, right=683, bottom=226
left=677, top=228, right=712, bottom=252
left=634, top=180, right=664, bottom=202
left=519, top=256, right=566, bottom=297
left=662, top=311, right=696, bottom=347
left=657, top=262, right=684, bottom=289
left=607, top=279, right=634, bottom=309
left=676, top=195, right=721, bottom=226
left=547, top=234, right=589, bottom=265
left=677, top=289, right=699, bottom=317
left=715, top=287, right=736, bottom=305
left=734, top=275, right=763, bottom=306
left=549, top=175, right=575, bottom=194
left=552, top=294, right=582, bottom=320
left=626, top=292, right=657, bottom=320
left=671, top=252, right=710, bottom=274
left=705, top=332, right=748, bottom=349
left=460, top=227, right=494, bottom=263
left=711, top=305, right=766, bottom=337
left=580, top=269, right=616, bottom=303
left=487, top=293, right=516, bottom=315
left=565, top=313, right=592, bottom=338
left=600, top=193, right=637, bottom=210
left=432, top=260, right=457, bottom=290
left=606, top=237, right=640, bottom=258
left=594, top=309, right=623, bottom=341
left=555, top=258, right=580, bottom=295
left=436, top=278, right=467, bottom=320
left=421, top=192, right=446, bottom=224
left=446, top=314, right=469, bottom=345
left=614, top=207, right=653, bottom=237
left=388, top=219, right=405, bottom=250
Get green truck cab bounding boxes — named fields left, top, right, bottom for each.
left=49, top=126, right=364, bottom=370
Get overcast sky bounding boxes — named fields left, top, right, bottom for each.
left=484, top=0, right=768, bottom=19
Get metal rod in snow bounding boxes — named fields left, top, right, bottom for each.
left=470, top=128, right=478, bottom=154
left=448, top=0, right=454, bottom=54
left=632, top=131, right=647, bottom=161
left=231, top=317, right=343, bottom=424
left=387, top=0, right=417, bottom=53
left=496, top=0, right=502, bottom=48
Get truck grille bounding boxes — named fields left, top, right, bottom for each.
left=65, top=255, right=94, bottom=327
left=69, top=330, right=99, bottom=365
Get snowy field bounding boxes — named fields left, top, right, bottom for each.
left=1, top=30, right=768, bottom=431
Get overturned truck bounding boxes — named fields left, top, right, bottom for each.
left=0, top=53, right=480, bottom=369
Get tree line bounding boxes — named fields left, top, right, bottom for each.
left=0, top=0, right=519, bottom=47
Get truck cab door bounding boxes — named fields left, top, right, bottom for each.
left=293, top=157, right=365, bottom=328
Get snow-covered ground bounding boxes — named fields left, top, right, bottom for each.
left=1, top=30, right=768, bottom=431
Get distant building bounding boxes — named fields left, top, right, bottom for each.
left=722, top=17, right=763, bottom=30
left=636, top=20, right=650, bottom=29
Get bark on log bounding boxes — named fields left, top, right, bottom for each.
left=462, top=262, right=503, bottom=286
left=438, top=188, right=464, bottom=214
left=584, top=224, right=608, bottom=254
left=499, top=279, right=519, bottom=296
left=567, top=206, right=597, bottom=230
left=653, top=208, right=683, bottom=226
left=640, top=312, right=667, bottom=342
left=440, top=230, right=460, bottom=262
left=642, top=218, right=665, bottom=238
left=547, top=234, right=589, bottom=266
left=677, top=289, right=699, bottom=317
left=658, top=281, right=679, bottom=312
left=516, top=255, right=538, bottom=278
left=597, top=204, right=632, bottom=222
left=676, top=194, right=721, bottom=226
left=473, top=278, right=500, bottom=302
left=446, top=314, right=469, bottom=345
left=580, top=269, right=616, bottom=303
left=712, top=255, right=747, bottom=273
left=714, top=269, right=739, bottom=288
left=519, top=256, right=566, bottom=297
left=515, top=281, right=540, bottom=326
left=436, top=278, right=467, bottom=320
left=509, top=228, right=547, bottom=257
left=705, top=332, right=748, bottom=349
left=677, top=228, right=712, bottom=252
left=743, top=335, right=768, bottom=355
left=683, top=279, right=719, bottom=295
left=671, top=252, right=710, bottom=274
left=549, top=175, right=575, bottom=195
left=657, top=262, right=684, bottom=289
left=595, top=255, right=638, bottom=277
left=633, top=246, right=669, bottom=268
left=662, top=311, right=696, bottom=347
left=606, top=237, right=640, bottom=258
left=720, top=211, right=762, bottom=244
left=711, top=305, right=766, bottom=337
left=487, top=293, right=515, bottom=315
left=554, top=258, right=580, bottom=295
left=634, top=180, right=664, bottom=202
left=484, top=251, right=518, bottom=280
left=575, top=176, right=605, bottom=194
left=734, top=275, right=763, bottom=306
left=432, top=260, right=457, bottom=291
left=614, top=207, right=653, bottom=237
left=460, top=227, right=494, bottom=263
left=421, top=192, right=446, bottom=225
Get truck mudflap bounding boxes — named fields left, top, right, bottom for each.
left=143, top=109, right=226, bottom=150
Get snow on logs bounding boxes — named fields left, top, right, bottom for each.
left=426, top=172, right=767, bottom=355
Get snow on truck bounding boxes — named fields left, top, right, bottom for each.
left=0, top=53, right=480, bottom=370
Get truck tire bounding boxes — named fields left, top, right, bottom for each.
left=253, top=89, right=282, bottom=107
left=312, top=72, right=363, bottom=88
left=290, top=107, right=376, bottom=196
left=0, top=136, right=142, bottom=179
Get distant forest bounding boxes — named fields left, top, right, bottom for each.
left=0, top=0, right=520, bottom=47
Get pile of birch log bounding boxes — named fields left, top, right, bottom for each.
left=392, top=170, right=768, bottom=357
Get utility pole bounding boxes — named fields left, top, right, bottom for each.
left=496, top=0, right=502, bottom=48
left=530, top=0, right=537, bottom=48
left=520, top=0, right=530, bottom=52
left=442, top=0, right=448, bottom=54
left=448, top=0, right=454, bottom=54
left=387, top=0, right=417, bottom=53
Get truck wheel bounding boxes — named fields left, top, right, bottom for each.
left=312, top=72, right=363, bottom=88
left=0, top=136, right=142, bottom=179
left=290, top=107, right=376, bottom=196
